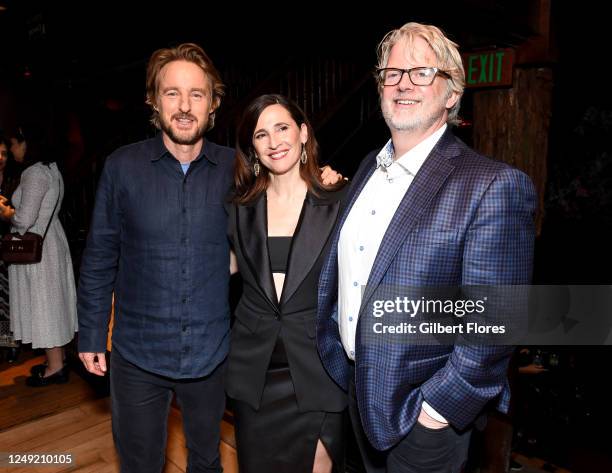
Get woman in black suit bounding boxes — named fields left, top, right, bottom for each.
left=226, top=94, right=347, bottom=473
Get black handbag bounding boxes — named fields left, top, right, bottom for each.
left=1, top=232, right=44, bottom=263
left=1, top=174, right=61, bottom=265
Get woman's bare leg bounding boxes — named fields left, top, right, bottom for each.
left=312, top=439, right=333, bottom=473
left=44, top=346, right=64, bottom=376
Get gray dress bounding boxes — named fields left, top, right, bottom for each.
left=8, top=162, right=77, bottom=348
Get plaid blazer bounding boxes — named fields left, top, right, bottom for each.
left=317, top=129, right=536, bottom=450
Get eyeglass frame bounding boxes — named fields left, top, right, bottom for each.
left=376, top=67, right=452, bottom=87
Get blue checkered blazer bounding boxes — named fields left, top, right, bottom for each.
left=317, top=129, right=536, bottom=450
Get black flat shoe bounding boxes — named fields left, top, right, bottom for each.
left=25, top=366, right=69, bottom=387
left=30, top=363, right=48, bottom=375
left=31, top=359, right=67, bottom=375
left=6, top=346, right=20, bottom=363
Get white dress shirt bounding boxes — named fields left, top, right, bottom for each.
left=338, top=124, right=448, bottom=423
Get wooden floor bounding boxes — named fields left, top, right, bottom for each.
left=0, top=355, right=238, bottom=472
left=511, top=453, right=572, bottom=473
left=1, top=353, right=584, bottom=473
left=0, top=355, right=98, bottom=431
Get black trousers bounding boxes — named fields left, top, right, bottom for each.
left=110, top=349, right=226, bottom=473
left=349, top=372, right=472, bottom=473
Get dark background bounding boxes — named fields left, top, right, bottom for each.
left=1, top=1, right=610, bottom=471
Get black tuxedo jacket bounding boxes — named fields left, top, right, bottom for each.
left=226, top=187, right=348, bottom=412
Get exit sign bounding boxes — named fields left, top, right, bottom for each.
left=463, top=48, right=515, bottom=88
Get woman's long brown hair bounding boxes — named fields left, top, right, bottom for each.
left=233, top=94, right=344, bottom=204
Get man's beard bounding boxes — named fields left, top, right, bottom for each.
left=160, top=113, right=206, bottom=146
left=382, top=107, right=427, bottom=132
left=381, top=94, right=448, bottom=132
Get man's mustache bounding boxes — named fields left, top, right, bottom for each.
left=172, top=113, right=197, bottom=121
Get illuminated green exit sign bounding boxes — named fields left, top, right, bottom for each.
left=462, top=48, right=515, bottom=88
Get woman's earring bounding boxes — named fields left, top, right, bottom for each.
left=300, top=146, right=307, bottom=164
left=253, top=154, right=261, bottom=177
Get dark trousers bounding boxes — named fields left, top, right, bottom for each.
left=110, top=349, right=226, bottom=473
left=349, top=373, right=471, bottom=473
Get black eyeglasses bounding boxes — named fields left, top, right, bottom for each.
left=376, top=67, right=451, bottom=87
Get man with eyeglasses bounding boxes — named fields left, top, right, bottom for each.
left=317, top=22, right=536, bottom=472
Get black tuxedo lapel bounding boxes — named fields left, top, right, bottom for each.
left=237, top=194, right=279, bottom=309
left=281, top=194, right=341, bottom=306
left=359, top=131, right=462, bottom=316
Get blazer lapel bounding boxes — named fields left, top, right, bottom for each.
left=318, top=150, right=379, bottom=307
left=336, top=154, right=379, bottom=241
left=281, top=193, right=341, bottom=306
left=359, top=132, right=461, bottom=316
left=236, top=194, right=279, bottom=309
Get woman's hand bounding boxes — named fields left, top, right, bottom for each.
left=0, top=195, right=14, bottom=220
left=230, top=250, right=239, bottom=275
left=320, top=165, right=344, bottom=185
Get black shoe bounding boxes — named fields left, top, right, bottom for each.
left=31, top=359, right=67, bottom=375
left=30, top=363, right=48, bottom=375
left=510, top=459, right=524, bottom=471
left=6, top=346, right=20, bottom=363
left=25, top=366, right=69, bottom=387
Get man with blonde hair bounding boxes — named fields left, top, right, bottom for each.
left=317, top=22, right=536, bottom=472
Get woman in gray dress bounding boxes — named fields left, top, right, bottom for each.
left=0, top=134, right=22, bottom=360
left=0, top=127, right=77, bottom=386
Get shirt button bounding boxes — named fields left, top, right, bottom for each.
left=371, top=210, right=376, bottom=215
left=353, top=282, right=358, bottom=287
left=359, top=245, right=364, bottom=251
left=350, top=350, right=355, bottom=357
left=349, top=316, right=353, bottom=322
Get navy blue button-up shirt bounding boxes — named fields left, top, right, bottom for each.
left=77, top=134, right=234, bottom=378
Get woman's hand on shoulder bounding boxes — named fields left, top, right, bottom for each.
left=320, top=165, right=345, bottom=185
